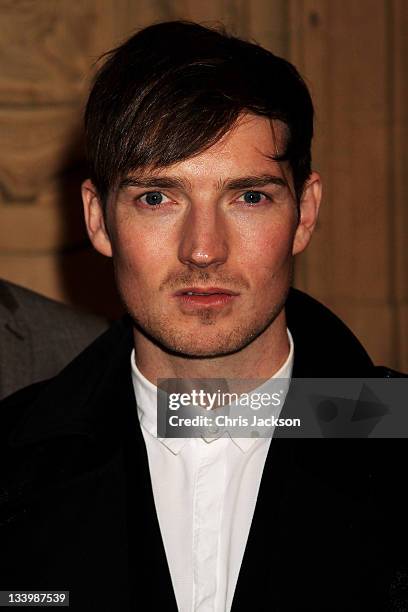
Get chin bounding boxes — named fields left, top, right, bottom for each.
left=162, top=339, right=253, bottom=359
left=136, top=319, right=269, bottom=359
left=166, top=340, right=247, bottom=359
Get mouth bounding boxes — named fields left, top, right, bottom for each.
left=173, top=287, right=239, bottom=309
left=174, top=287, right=239, bottom=296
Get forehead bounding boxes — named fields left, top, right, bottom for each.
left=129, top=114, right=289, bottom=186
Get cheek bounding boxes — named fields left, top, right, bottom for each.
left=111, top=210, right=177, bottom=269
left=111, top=211, right=168, bottom=260
left=110, top=225, right=166, bottom=294
left=233, top=217, right=296, bottom=277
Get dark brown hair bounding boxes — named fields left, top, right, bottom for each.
left=85, top=20, right=314, bottom=207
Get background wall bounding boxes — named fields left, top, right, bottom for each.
left=0, top=0, right=406, bottom=370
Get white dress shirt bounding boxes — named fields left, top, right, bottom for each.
left=131, top=330, right=294, bottom=612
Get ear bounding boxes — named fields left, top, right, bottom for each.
left=292, top=171, right=322, bottom=256
left=82, top=179, right=113, bottom=258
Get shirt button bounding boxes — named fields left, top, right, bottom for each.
left=207, top=424, right=219, bottom=435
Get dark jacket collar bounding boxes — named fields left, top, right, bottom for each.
left=7, top=288, right=374, bottom=448
left=286, top=288, right=373, bottom=377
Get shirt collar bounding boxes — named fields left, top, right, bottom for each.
left=130, top=350, right=186, bottom=454
left=131, top=329, right=294, bottom=454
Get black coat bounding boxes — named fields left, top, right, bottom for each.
left=0, top=289, right=406, bottom=611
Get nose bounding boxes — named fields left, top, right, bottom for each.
left=178, top=204, right=229, bottom=269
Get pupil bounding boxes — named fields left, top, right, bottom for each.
left=244, top=191, right=261, bottom=204
left=145, top=192, right=163, bottom=206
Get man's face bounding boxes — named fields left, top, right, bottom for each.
left=84, top=114, right=320, bottom=357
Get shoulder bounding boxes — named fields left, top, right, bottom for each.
left=286, top=288, right=407, bottom=376
left=0, top=279, right=110, bottom=399
left=0, top=279, right=107, bottom=337
left=0, top=317, right=133, bottom=457
left=0, top=316, right=132, bottom=416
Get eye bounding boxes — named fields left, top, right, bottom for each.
left=236, top=191, right=270, bottom=205
left=139, top=191, right=171, bottom=207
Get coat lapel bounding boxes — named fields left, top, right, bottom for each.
left=119, top=366, right=178, bottom=610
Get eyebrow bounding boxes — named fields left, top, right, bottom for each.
left=118, top=176, right=190, bottom=191
left=220, top=175, right=288, bottom=191
left=118, top=174, right=287, bottom=192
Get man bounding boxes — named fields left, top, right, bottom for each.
left=0, top=278, right=108, bottom=399
left=0, top=21, right=406, bottom=612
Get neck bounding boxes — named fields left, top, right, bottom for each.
left=133, top=309, right=290, bottom=386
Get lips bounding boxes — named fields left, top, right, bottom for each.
left=174, top=287, right=239, bottom=296
left=173, top=287, right=239, bottom=310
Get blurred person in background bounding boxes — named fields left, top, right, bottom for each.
left=0, top=278, right=108, bottom=399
